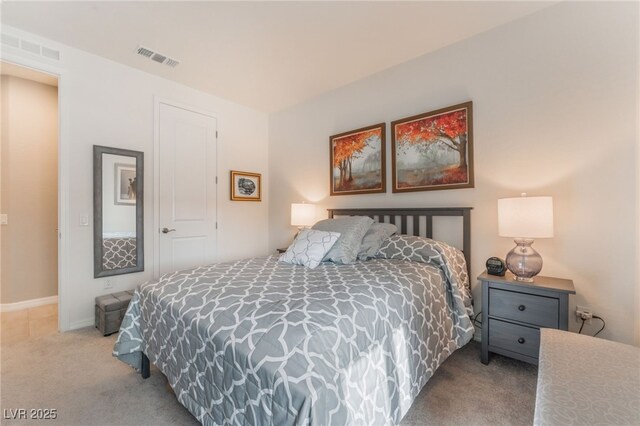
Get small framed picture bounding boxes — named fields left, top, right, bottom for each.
left=114, top=163, right=137, bottom=205
left=230, top=170, right=261, bottom=201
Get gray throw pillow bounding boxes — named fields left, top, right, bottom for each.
left=279, top=229, right=341, bottom=269
left=312, top=216, right=374, bottom=264
left=357, top=223, right=398, bottom=260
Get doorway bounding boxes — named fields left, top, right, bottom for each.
left=156, top=101, right=218, bottom=277
left=0, top=62, right=59, bottom=343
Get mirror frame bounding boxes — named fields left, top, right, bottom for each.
left=93, top=145, right=144, bottom=278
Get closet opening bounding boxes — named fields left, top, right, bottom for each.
left=0, top=61, right=60, bottom=343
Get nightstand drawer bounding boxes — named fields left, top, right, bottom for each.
left=489, top=288, right=558, bottom=328
left=488, top=319, right=540, bottom=358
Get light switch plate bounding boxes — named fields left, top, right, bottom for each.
left=0, top=214, right=7, bottom=225
left=79, top=214, right=89, bottom=226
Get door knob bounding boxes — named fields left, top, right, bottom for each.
left=161, top=227, right=176, bottom=234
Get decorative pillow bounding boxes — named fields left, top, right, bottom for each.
left=357, top=223, right=398, bottom=260
left=278, top=229, right=340, bottom=269
left=312, top=216, right=374, bottom=264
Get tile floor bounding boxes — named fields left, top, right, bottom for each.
left=0, top=303, right=58, bottom=345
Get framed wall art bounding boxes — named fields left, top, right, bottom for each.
left=330, top=123, right=386, bottom=196
left=114, top=163, right=137, bottom=205
left=230, top=170, right=261, bottom=201
left=391, top=101, right=474, bottom=192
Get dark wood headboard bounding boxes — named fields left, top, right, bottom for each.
left=327, top=207, right=472, bottom=276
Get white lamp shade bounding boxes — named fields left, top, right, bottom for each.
left=498, top=196, right=554, bottom=238
left=291, top=203, right=316, bottom=227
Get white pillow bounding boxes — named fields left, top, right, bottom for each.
left=279, top=229, right=341, bottom=269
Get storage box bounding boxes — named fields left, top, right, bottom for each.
left=95, top=290, right=134, bottom=336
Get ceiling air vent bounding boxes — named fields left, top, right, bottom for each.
left=151, top=53, right=167, bottom=64
left=164, top=58, right=180, bottom=68
left=136, top=45, right=179, bottom=69
left=136, top=46, right=154, bottom=58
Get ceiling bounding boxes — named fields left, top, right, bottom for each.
left=1, top=1, right=555, bottom=113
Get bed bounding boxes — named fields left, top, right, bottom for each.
left=114, top=207, right=474, bottom=425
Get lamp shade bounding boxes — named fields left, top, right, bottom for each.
left=291, top=203, right=316, bottom=227
left=498, top=195, right=554, bottom=238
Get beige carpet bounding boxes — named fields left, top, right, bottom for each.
left=0, top=327, right=537, bottom=425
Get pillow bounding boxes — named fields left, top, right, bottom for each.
left=278, top=229, right=340, bottom=269
left=357, top=222, right=398, bottom=260
left=312, top=216, right=374, bottom=264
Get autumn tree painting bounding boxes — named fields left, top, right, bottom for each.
left=330, top=123, right=386, bottom=195
left=392, top=102, right=474, bottom=192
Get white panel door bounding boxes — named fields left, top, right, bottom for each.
left=158, top=103, right=217, bottom=275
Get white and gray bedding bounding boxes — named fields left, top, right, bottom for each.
left=358, top=222, right=398, bottom=260
left=113, top=235, right=474, bottom=425
left=102, top=236, right=137, bottom=270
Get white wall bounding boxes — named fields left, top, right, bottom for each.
left=269, top=3, right=639, bottom=344
left=0, top=75, right=58, bottom=304
left=1, top=26, right=269, bottom=330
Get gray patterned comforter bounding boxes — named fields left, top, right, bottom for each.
left=114, top=236, right=474, bottom=425
left=103, top=237, right=137, bottom=269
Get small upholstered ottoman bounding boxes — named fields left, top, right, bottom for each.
left=95, top=290, right=134, bottom=336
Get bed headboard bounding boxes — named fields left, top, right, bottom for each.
left=327, top=207, right=472, bottom=276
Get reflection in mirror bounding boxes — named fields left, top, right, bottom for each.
left=94, top=146, right=143, bottom=277
left=103, top=154, right=137, bottom=270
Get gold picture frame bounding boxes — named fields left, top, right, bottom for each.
left=230, top=170, right=261, bottom=201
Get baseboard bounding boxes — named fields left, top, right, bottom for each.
left=69, top=318, right=94, bottom=330
left=0, top=295, right=58, bottom=312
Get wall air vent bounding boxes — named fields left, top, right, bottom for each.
left=0, top=33, right=61, bottom=62
left=20, top=39, right=41, bottom=55
left=41, top=47, right=60, bottom=61
left=136, top=45, right=179, bottom=69
left=1, top=34, right=20, bottom=48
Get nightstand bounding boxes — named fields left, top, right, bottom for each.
left=479, top=271, right=575, bottom=365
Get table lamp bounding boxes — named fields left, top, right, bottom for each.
left=291, top=203, right=316, bottom=230
left=498, top=193, right=554, bottom=282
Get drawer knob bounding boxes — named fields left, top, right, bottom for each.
left=518, top=337, right=526, bottom=344
left=518, top=305, right=526, bottom=311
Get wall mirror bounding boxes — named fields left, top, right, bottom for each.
left=93, top=145, right=144, bottom=277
